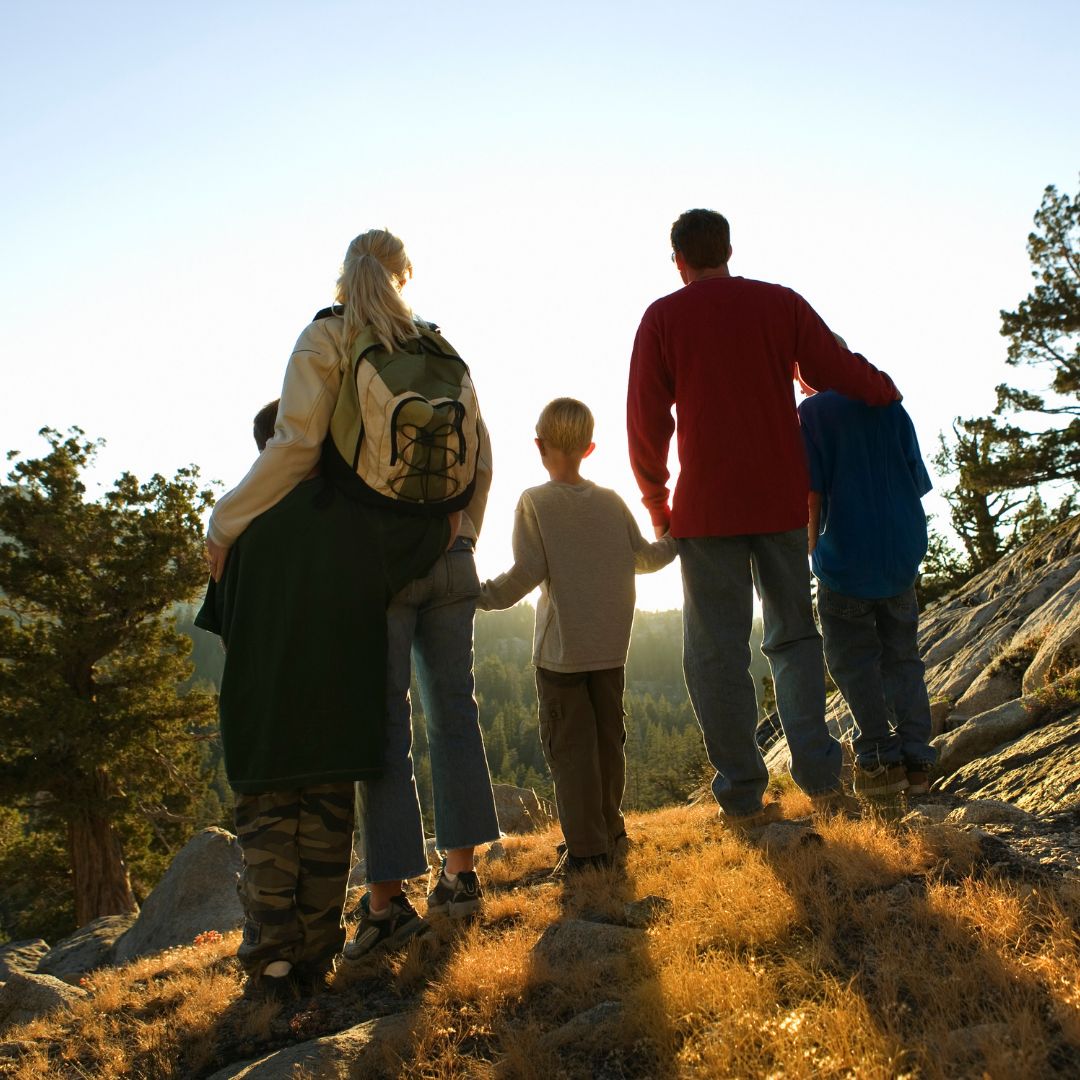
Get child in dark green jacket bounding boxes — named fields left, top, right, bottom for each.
left=196, top=401, right=448, bottom=997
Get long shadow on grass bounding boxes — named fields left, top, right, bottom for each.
left=755, top=820, right=1078, bottom=1078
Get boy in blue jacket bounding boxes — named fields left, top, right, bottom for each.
left=798, top=366, right=937, bottom=797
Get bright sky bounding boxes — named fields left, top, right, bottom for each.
left=2, top=1, right=1078, bottom=610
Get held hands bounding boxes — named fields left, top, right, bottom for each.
left=654, top=524, right=671, bottom=540
left=206, top=538, right=229, bottom=583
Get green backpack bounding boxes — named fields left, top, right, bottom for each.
left=320, top=308, right=480, bottom=515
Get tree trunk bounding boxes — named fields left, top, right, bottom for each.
left=67, top=769, right=139, bottom=926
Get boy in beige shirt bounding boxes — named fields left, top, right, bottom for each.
left=478, top=398, right=677, bottom=869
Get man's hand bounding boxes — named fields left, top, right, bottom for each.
left=206, top=537, right=230, bottom=583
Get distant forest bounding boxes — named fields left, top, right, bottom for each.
left=176, top=602, right=771, bottom=828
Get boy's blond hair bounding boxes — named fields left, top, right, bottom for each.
left=536, top=398, right=594, bottom=453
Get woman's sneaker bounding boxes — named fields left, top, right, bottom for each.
left=905, top=770, right=930, bottom=796
left=426, top=869, right=484, bottom=918
left=344, top=893, right=428, bottom=960
left=719, top=801, right=784, bottom=832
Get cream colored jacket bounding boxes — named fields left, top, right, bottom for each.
left=207, top=314, right=493, bottom=548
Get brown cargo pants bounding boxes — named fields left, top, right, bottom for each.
left=233, top=783, right=355, bottom=979
left=534, top=666, right=627, bottom=858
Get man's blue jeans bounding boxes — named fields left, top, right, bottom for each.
left=679, top=530, right=842, bottom=816
left=359, top=537, right=500, bottom=883
left=816, top=583, right=937, bottom=772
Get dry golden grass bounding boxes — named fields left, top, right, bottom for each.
left=3, top=801, right=1078, bottom=1079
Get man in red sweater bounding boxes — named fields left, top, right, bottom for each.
left=627, top=209, right=900, bottom=827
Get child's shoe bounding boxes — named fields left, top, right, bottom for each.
left=718, top=802, right=784, bottom=832
left=243, top=959, right=298, bottom=1001
left=344, top=893, right=428, bottom=960
left=426, top=869, right=484, bottom=918
left=853, top=763, right=909, bottom=796
left=905, top=770, right=930, bottom=796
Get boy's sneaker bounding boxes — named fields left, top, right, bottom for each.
left=853, top=763, right=909, bottom=796
left=719, top=801, right=784, bottom=832
left=343, top=893, right=428, bottom=961
left=905, top=770, right=930, bottom=796
left=426, top=869, right=483, bottom=918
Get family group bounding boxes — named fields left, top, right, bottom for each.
left=195, top=209, right=936, bottom=999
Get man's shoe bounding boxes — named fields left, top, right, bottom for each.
left=551, top=850, right=611, bottom=877
left=611, top=831, right=631, bottom=861
left=427, top=869, right=483, bottom=918
left=853, top=763, right=909, bottom=796
left=344, top=893, right=428, bottom=961
left=719, top=801, right=784, bottom=832
left=810, top=790, right=862, bottom=818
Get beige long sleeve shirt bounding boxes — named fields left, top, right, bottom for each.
left=207, top=314, right=493, bottom=548
left=478, top=480, right=677, bottom=673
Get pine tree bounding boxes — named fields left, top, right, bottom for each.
left=0, top=428, right=218, bottom=926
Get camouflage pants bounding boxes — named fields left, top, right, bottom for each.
left=233, top=783, right=355, bottom=978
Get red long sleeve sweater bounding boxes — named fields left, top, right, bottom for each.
left=627, top=276, right=899, bottom=538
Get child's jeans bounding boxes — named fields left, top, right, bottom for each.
left=234, top=783, right=354, bottom=979
left=816, top=583, right=937, bottom=772
left=534, top=665, right=626, bottom=858
left=359, top=537, right=500, bottom=883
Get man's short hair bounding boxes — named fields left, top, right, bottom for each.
left=670, top=209, right=731, bottom=269
left=535, top=397, right=594, bottom=454
left=253, top=399, right=280, bottom=452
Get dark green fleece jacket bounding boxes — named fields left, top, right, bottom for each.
left=195, top=478, right=448, bottom=792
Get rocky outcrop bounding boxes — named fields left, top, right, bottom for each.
left=492, top=784, right=557, bottom=834
left=932, top=698, right=1046, bottom=775
left=0, top=972, right=87, bottom=1035
left=939, top=710, right=1080, bottom=814
left=36, top=914, right=138, bottom=979
left=112, top=827, right=244, bottom=965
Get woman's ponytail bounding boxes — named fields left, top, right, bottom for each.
left=335, top=229, right=419, bottom=356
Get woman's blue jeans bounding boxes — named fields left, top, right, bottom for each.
left=679, top=530, right=843, bottom=816
left=817, top=583, right=937, bottom=772
left=358, top=538, right=500, bottom=883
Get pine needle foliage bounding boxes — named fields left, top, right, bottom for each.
left=0, top=427, right=219, bottom=927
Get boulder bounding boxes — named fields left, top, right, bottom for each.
left=0, top=972, right=88, bottom=1035
left=36, top=914, right=137, bottom=978
left=112, top=827, right=243, bottom=965
left=623, top=895, right=673, bottom=928
left=932, top=698, right=1046, bottom=776
left=205, top=1012, right=411, bottom=1079
left=491, top=784, right=557, bottom=834
left=939, top=709, right=1080, bottom=814
left=532, top=920, right=644, bottom=967
left=0, top=941, right=48, bottom=982
left=544, top=1000, right=625, bottom=1046
left=945, top=800, right=1035, bottom=826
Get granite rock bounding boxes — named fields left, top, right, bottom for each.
left=945, top=799, right=1036, bottom=826
left=112, top=827, right=243, bottom=964
left=623, top=895, right=673, bottom=928
left=36, top=914, right=138, bottom=978
left=939, top=709, right=1080, bottom=814
left=932, top=698, right=1046, bottom=776
left=532, top=920, right=644, bottom=967
left=0, top=972, right=88, bottom=1035
left=205, top=1012, right=411, bottom=1079
left=0, top=942, right=48, bottom=982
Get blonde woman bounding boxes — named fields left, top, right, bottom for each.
left=205, top=229, right=500, bottom=985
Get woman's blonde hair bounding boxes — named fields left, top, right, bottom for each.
left=335, top=229, right=418, bottom=355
